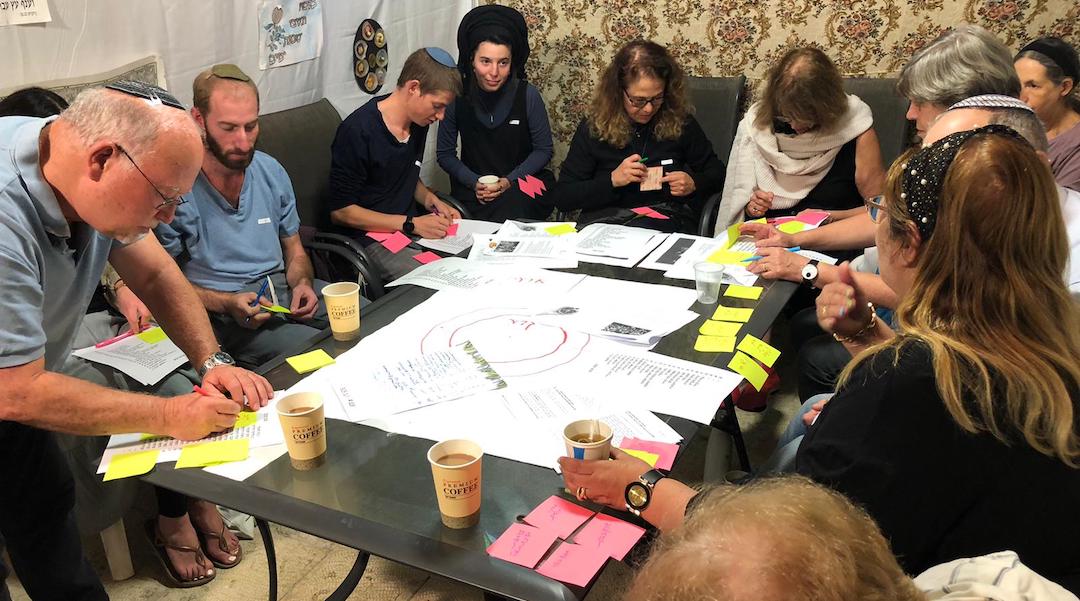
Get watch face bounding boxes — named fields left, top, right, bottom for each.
left=802, top=264, right=818, bottom=281
left=626, top=482, right=649, bottom=509
left=213, top=351, right=235, bottom=365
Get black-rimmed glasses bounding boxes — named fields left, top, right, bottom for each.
left=116, top=145, right=186, bottom=211
left=623, top=90, right=664, bottom=110
left=865, top=194, right=886, bottom=223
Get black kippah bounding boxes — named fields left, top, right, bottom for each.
left=104, top=80, right=185, bottom=111
left=900, top=124, right=1028, bottom=241
left=1019, top=37, right=1080, bottom=83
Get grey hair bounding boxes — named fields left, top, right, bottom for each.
left=1016, top=49, right=1080, bottom=112
left=984, top=107, right=1050, bottom=152
left=60, top=87, right=199, bottom=158
left=898, top=24, right=1020, bottom=107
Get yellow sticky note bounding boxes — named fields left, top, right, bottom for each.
left=136, top=327, right=168, bottom=344
left=737, top=334, right=781, bottom=368
left=724, top=285, right=763, bottom=300
left=712, top=306, right=754, bottom=323
left=621, top=448, right=660, bottom=467
left=262, top=304, right=292, bottom=314
left=706, top=249, right=754, bottom=265
left=777, top=221, right=807, bottom=234
left=234, top=411, right=258, bottom=429
left=103, top=449, right=160, bottom=481
left=175, top=439, right=250, bottom=469
left=545, top=223, right=576, bottom=236
left=699, top=320, right=743, bottom=337
left=724, top=223, right=741, bottom=249
left=749, top=217, right=767, bottom=224
left=286, top=349, right=336, bottom=374
left=728, top=351, right=770, bottom=391
left=694, top=335, right=736, bottom=353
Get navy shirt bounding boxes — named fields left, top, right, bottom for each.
left=328, top=95, right=427, bottom=235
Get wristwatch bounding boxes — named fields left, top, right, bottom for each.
left=402, top=215, right=415, bottom=236
left=624, top=469, right=666, bottom=517
left=198, top=351, right=235, bottom=377
left=801, top=259, right=820, bottom=288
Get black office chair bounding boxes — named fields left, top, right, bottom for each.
left=842, top=77, right=914, bottom=168
left=255, top=98, right=386, bottom=299
left=687, top=75, right=746, bottom=237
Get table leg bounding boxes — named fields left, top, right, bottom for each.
left=256, top=518, right=278, bottom=601
left=325, top=552, right=370, bottom=601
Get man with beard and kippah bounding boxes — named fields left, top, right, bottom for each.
left=156, top=64, right=331, bottom=367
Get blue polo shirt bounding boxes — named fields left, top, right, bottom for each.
left=328, top=95, right=428, bottom=241
left=0, top=116, right=116, bottom=371
left=156, top=151, right=300, bottom=292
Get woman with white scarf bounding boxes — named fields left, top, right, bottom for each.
left=714, top=48, right=885, bottom=233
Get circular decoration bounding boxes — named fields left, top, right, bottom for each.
left=353, top=19, right=387, bottom=95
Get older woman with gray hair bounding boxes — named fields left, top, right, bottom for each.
left=1016, top=37, right=1080, bottom=190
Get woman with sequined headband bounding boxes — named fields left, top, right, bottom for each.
left=1016, top=37, right=1080, bottom=191
left=796, top=126, right=1080, bottom=589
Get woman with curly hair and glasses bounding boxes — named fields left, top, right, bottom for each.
left=715, top=47, right=885, bottom=231
left=553, top=39, right=725, bottom=233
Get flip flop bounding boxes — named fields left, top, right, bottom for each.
left=144, top=520, right=215, bottom=588
left=197, top=521, right=243, bottom=569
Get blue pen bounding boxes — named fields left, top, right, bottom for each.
left=741, top=246, right=802, bottom=262
left=250, top=278, right=269, bottom=307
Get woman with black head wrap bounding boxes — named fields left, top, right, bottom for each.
left=436, top=4, right=556, bottom=220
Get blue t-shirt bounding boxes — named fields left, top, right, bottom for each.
left=0, top=116, right=116, bottom=371
left=155, top=151, right=300, bottom=292
left=327, top=95, right=428, bottom=235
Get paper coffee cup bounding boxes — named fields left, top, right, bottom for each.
left=275, top=392, right=327, bottom=470
left=427, top=439, right=483, bottom=529
left=477, top=175, right=499, bottom=187
left=322, top=282, right=361, bottom=341
left=563, top=420, right=613, bottom=461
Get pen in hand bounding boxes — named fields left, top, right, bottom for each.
left=250, top=278, right=270, bottom=307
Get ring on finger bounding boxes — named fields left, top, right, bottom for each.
left=575, top=486, right=589, bottom=501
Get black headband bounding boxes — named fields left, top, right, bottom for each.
left=1019, top=38, right=1080, bottom=82
left=900, top=124, right=1028, bottom=241
left=104, top=80, right=185, bottom=110
left=456, top=4, right=529, bottom=82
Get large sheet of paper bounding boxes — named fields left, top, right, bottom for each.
left=572, top=224, right=669, bottom=267
left=386, top=257, right=587, bottom=294
left=71, top=327, right=188, bottom=386
left=417, top=219, right=502, bottom=255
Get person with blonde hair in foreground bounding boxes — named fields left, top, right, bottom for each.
left=624, top=477, right=1077, bottom=601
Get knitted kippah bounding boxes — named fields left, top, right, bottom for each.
left=104, top=81, right=185, bottom=111
left=900, top=124, right=1027, bottom=240
left=948, top=94, right=1034, bottom=113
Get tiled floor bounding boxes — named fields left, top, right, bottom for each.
left=6, top=328, right=801, bottom=601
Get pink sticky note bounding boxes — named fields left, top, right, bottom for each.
left=446, top=223, right=459, bottom=236
left=366, top=231, right=393, bottom=242
left=769, top=216, right=797, bottom=225
left=795, top=210, right=830, bottom=226
left=486, top=523, right=560, bottom=568
left=527, top=174, right=547, bottom=193
left=381, top=231, right=412, bottom=254
left=630, top=206, right=653, bottom=216
left=647, top=209, right=670, bottom=220
left=523, top=496, right=595, bottom=538
left=413, top=251, right=442, bottom=264
left=517, top=177, right=539, bottom=199
left=571, top=514, right=646, bottom=561
left=535, top=542, right=609, bottom=587
left=619, top=438, right=679, bottom=471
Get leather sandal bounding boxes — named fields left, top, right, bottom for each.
left=197, top=521, right=243, bottom=569
left=144, top=520, right=215, bottom=588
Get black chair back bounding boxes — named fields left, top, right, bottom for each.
left=842, top=77, right=914, bottom=167
left=687, top=75, right=746, bottom=165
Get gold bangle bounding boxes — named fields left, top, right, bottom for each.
left=832, top=303, right=877, bottom=343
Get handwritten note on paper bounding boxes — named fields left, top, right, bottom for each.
left=536, top=542, right=610, bottom=587
left=737, top=334, right=781, bottom=368
left=103, top=449, right=160, bottom=482
left=286, top=349, right=336, bottom=374
left=446, top=223, right=460, bottom=237
left=694, top=335, right=736, bottom=354
left=523, top=496, right=595, bottom=539
left=728, top=351, right=769, bottom=391
left=699, top=320, right=742, bottom=337
left=413, top=251, right=442, bottom=265
left=619, top=438, right=679, bottom=471
left=234, top=411, right=258, bottom=429
left=724, top=285, right=763, bottom=300
left=486, top=523, right=559, bottom=568
left=712, top=306, right=754, bottom=323
left=382, top=231, right=413, bottom=254
left=571, top=514, right=646, bottom=561
left=725, top=223, right=741, bottom=249
left=175, top=439, right=250, bottom=469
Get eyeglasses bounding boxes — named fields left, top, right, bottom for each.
left=865, top=195, right=886, bottom=223
left=624, top=90, right=664, bottom=110
left=775, top=115, right=816, bottom=133
left=116, top=145, right=186, bottom=211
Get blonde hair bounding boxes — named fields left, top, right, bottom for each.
left=62, top=87, right=199, bottom=158
left=754, top=47, right=847, bottom=133
left=841, top=135, right=1080, bottom=466
left=587, top=39, right=690, bottom=148
left=624, top=477, right=926, bottom=601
